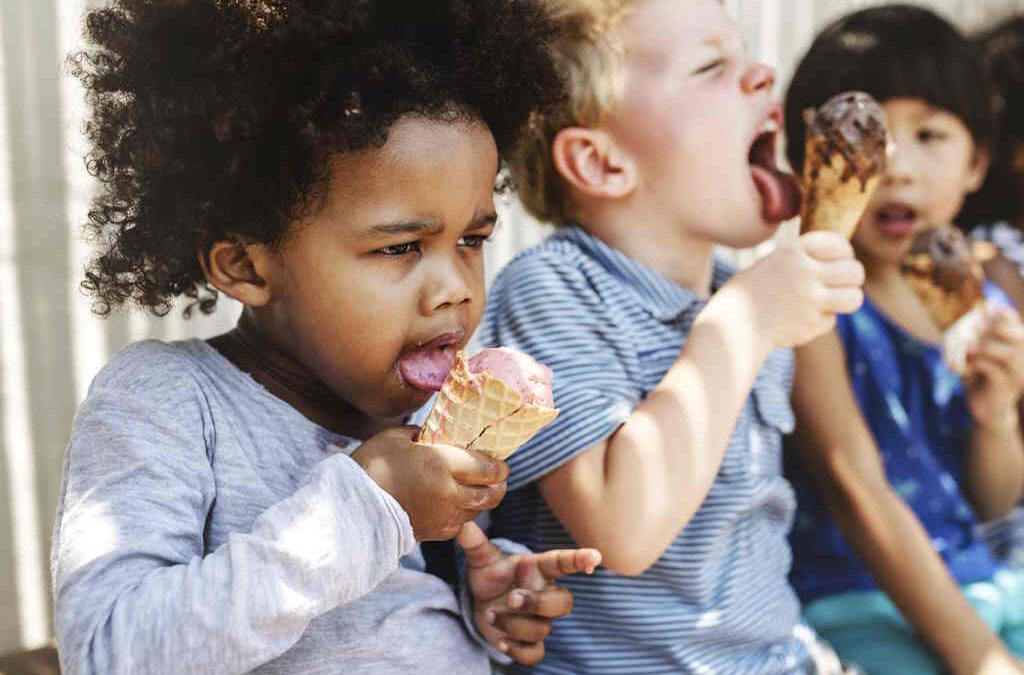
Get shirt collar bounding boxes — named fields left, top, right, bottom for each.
left=557, top=225, right=734, bottom=322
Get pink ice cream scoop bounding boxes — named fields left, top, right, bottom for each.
left=415, top=347, right=558, bottom=459
left=467, top=347, right=554, bottom=407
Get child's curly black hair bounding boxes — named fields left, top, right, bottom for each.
left=71, top=0, right=563, bottom=316
left=962, top=16, right=1024, bottom=228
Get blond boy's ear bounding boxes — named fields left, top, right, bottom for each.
left=551, top=127, right=637, bottom=200
left=199, top=239, right=275, bottom=308
left=965, top=146, right=992, bottom=193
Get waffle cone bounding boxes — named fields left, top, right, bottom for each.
left=416, top=351, right=558, bottom=460
left=902, top=252, right=985, bottom=330
left=801, top=140, right=881, bottom=238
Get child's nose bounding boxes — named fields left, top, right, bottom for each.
left=883, top=142, right=913, bottom=186
left=741, top=63, right=776, bottom=94
left=422, top=260, right=473, bottom=314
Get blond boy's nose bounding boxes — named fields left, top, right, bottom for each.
left=741, top=63, right=776, bottom=93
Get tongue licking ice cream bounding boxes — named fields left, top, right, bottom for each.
left=901, top=224, right=987, bottom=373
left=415, top=348, right=558, bottom=460
left=801, top=91, right=889, bottom=238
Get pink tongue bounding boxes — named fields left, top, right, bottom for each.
left=398, top=348, right=455, bottom=391
left=751, top=165, right=802, bottom=223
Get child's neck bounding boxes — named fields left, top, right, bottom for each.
left=578, top=206, right=716, bottom=296
left=863, top=260, right=944, bottom=344
left=209, top=312, right=395, bottom=440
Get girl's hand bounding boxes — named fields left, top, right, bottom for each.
left=459, top=522, right=601, bottom=666
left=352, top=427, right=508, bottom=541
left=965, top=308, right=1024, bottom=429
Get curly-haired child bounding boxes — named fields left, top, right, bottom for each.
left=51, top=2, right=599, bottom=674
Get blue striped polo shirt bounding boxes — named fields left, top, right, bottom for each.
left=476, top=226, right=811, bottom=674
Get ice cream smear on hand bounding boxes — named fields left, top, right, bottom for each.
left=415, top=347, right=558, bottom=460
left=801, top=91, right=889, bottom=238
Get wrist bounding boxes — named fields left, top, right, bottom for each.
left=972, top=406, right=1020, bottom=435
left=351, top=445, right=394, bottom=496
left=698, top=280, right=774, bottom=360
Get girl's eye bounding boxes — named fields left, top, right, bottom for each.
left=458, top=234, right=492, bottom=249
left=376, top=242, right=420, bottom=256
left=693, top=58, right=725, bottom=76
left=917, top=128, right=947, bottom=143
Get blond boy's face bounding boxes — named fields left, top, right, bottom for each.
left=604, top=0, right=798, bottom=247
left=263, top=117, right=496, bottom=420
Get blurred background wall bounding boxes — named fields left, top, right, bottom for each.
left=1, top=0, right=1022, bottom=654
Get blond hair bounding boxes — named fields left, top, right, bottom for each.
left=509, top=0, right=642, bottom=224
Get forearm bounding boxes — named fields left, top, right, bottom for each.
left=556, top=284, right=774, bottom=573
left=56, top=453, right=415, bottom=675
left=967, top=410, right=1024, bottom=521
left=823, top=469, right=1014, bottom=675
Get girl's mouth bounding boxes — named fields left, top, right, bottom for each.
left=396, top=330, right=464, bottom=391
left=874, top=203, right=918, bottom=238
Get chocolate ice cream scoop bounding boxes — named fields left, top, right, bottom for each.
left=804, top=91, right=889, bottom=187
left=901, top=224, right=984, bottom=330
left=801, top=91, right=889, bottom=237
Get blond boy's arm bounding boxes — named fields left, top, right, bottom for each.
left=537, top=280, right=773, bottom=575
left=790, top=331, right=1018, bottom=675
left=537, top=233, right=863, bottom=576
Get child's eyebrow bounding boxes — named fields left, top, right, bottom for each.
left=366, top=220, right=445, bottom=237
left=465, top=213, right=498, bottom=231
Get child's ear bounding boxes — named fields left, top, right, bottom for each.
left=551, top=127, right=637, bottom=200
left=199, top=239, right=275, bottom=308
left=965, top=146, right=992, bottom=193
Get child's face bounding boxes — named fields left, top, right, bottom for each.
left=604, top=0, right=798, bottom=247
left=261, top=117, right=497, bottom=420
left=853, top=98, right=987, bottom=267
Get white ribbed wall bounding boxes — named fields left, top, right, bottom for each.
left=1, top=0, right=1021, bottom=653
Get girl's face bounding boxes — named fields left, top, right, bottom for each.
left=258, top=116, right=497, bottom=422
left=852, top=98, right=988, bottom=270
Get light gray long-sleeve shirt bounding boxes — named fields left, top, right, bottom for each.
left=51, top=339, right=492, bottom=675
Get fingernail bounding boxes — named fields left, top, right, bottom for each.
left=486, top=610, right=496, bottom=625
left=509, top=592, right=524, bottom=609
left=498, top=641, right=509, bottom=653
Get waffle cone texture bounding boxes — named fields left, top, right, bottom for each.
left=416, top=351, right=558, bottom=460
left=801, top=138, right=881, bottom=239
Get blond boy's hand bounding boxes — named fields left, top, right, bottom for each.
left=459, top=522, right=600, bottom=666
left=730, top=231, right=864, bottom=350
left=352, top=426, right=509, bottom=541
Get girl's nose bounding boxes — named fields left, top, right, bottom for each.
left=882, top=141, right=913, bottom=187
left=741, top=63, right=776, bottom=94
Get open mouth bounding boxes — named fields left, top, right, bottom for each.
left=748, top=118, right=802, bottom=223
left=874, top=202, right=918, bottom=237
left=396, top=329, right=464, bottom=392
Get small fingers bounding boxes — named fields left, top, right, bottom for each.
left=518, top=548, right=602, bottom=585
left=493, top=614, right=553, bottom=644
left=821, top=287, right=864, bottom=315
left=500, top=639, right=546, bottom=666
left=454, top=482, right=507, bottom=511
left=799, top=231, right=855, bottom=262
left=457, top=521, right=506, bottom=570
left=819, top=258, right=866, bottom=288
left=445, top=447, right=509, bottom=486
left=507, top=585, right=574, bottom=619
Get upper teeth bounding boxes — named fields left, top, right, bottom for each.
left=760, top=119, right=779, bottom=134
